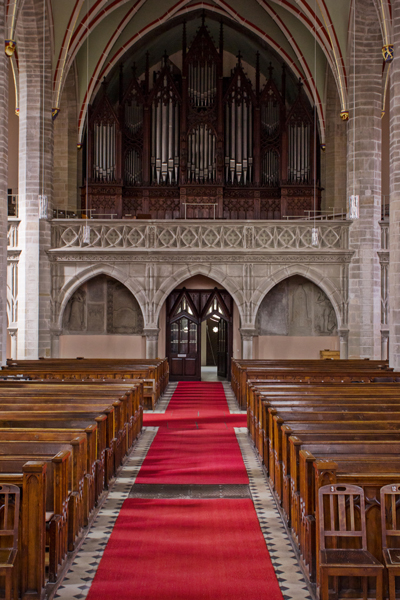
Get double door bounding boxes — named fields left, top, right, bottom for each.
left=167, top=288, right=232, bottom=381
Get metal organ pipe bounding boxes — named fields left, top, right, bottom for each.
left=243, top=100, right=248, bottom=185
left=156, top=102, right=162, bottom=183
left=225, top=85, right=253, bottom=185
left=93, top=122, right=116, bottom=183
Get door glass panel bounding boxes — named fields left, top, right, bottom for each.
left=189, top=322, right=197, bottom=352
left=171, top=323, right=179, bottom=353
left=180, top=317, right=189, bottom=354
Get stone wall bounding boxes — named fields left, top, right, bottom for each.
left=322, top=67, right=347, bottom=213
left=53, top=68, right=79, bottom=212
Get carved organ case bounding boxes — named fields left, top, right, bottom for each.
left=82, top=18, right=321, bottom=220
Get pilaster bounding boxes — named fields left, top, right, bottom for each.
left=143, top=327, right=160, bottom=359
left=240, top=328, right=256, bottom=360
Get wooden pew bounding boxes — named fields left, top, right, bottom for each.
left=2, top=358, right=169, bottom=407
left=231, top=358, right=391, bottom=407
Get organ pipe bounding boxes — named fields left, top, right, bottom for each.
left=93, top=122, right=116, bottom=183
left=288, top=122, right=311, bottom=183
left=225, top=86, right=253, bottom=185
left=151, top=75, right=180, bottom=185
left=90, top=30, right=317, bottom=195
left=188, top=61, right=216, bottom=107
left=186, top=124, right=216, bottom=183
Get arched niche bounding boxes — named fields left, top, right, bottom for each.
left=255, top=275, right=339, bottom=359
left=62, top=274, right=144, bottom=335
left=60, top=275, right=145, bottom=359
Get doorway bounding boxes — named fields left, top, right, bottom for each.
left=166, top=288, right=233, bottom=381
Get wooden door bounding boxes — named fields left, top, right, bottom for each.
left=169, top=316, right=200, bottom=380
left=167, top=291, right=201, bottom=381
left=217, top=318, right=228, bottom=378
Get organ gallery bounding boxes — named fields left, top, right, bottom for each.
left=83, top=19, right=320, bottom=221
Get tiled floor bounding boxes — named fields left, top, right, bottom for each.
left=236, top=428, right=313, bottom=600
left=53, top=427, right=158, bottom=600
left=51, top=383, right=312, bottom=600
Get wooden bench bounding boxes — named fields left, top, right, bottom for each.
left=238, top=361, right=400, bottom=598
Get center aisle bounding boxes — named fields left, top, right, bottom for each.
left=85, top=382, right=284, bottom=600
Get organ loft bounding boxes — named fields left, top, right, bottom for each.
left=83, top=19, right=320, bottom=221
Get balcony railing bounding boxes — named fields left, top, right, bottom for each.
left=50, top=219, right=351, bottom=252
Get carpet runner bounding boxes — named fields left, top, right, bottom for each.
left=85, top=382, right=284, bottom=600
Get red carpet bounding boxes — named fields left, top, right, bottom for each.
left=86, top=499, right=283, bottom=600
left=140, top=381, right=248, bottom=483
left=135, top=429, right=249, bottom=484
left=85, top=382, right=283, bottom=599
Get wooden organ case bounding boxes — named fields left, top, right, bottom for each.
left=82, top=20, right=321, bottom=220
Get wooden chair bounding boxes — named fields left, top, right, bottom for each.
left=380, top=483, right=400, bottom=600
left=318, top=483, right=383, bottom=600
left=0, top=484, right=20, bottom=600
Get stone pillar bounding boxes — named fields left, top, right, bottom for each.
left=322, top=67, right=347, bottom=213
left=16, top=0, right=53, bottom=359
left=339, top=329, right=349, bottom=359
left=0, top=0, right=8, bottom=365
left=389, top=0, right=400, bottom=368
left=347, top=0, right=382, bottom=359
left=50, top=329, right=62, bottom=358
left=144, top=328, right=159, bottom=359
left=240, top=328, right=256, bottom=359
left=381, top=329, right=389, bottom=361
left=7, top=328, right=17, bottom=360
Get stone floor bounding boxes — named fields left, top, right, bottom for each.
left=201, top=365, right=227, bottom=381
left=51, top=383, right=312, bottom=600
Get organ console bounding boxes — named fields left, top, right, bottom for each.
left=82, top=18, right=321, bottom=220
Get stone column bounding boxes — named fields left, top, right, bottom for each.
left=16, top=0, right=53, bottom=359
left=7, top=328, right=17, bottom=360
left=0, top=0, right=8, bottom=365
left=50, top=328, right=62, bottom=358
left=381, top=329, right=389, bottom=361
left=389, top=0, right=400, bottom=369
left=144, top=328, right=159, bottom=359
left=347, top=0, right=382, bottom=359
left=339, top=329, right=349, bottom=359
left=240, top=328, right=256, bottom=359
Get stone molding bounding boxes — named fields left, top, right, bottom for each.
left=49, top=251, right=353, bottom=264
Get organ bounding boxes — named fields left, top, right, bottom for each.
left=82, top=19, right=321, bottom=220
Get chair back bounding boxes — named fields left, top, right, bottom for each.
left=380, top=483, right=400, bottom=551
left=0, top=484, right=20, bottom=550
left=318, top=483, right=367, bottom=551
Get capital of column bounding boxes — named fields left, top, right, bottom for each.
left=50, top=327, right=62, bottom=339
left=143, top=327, right=160, bottom=342
left=7, top=327, right=17, bottom=338
left=239, top=328, right=257, bottom=341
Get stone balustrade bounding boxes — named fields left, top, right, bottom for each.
left=50, top=219, right=351, bottom=252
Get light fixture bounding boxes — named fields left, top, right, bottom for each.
left=213, top=326, right=218, bottom=333
left=38, top=195, right=48, bottom=219
left=348, top=195, right=359, bottom=219
left=83, top=225, right=90, bottom=244
left=311, top=227, right=319, bottom=247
